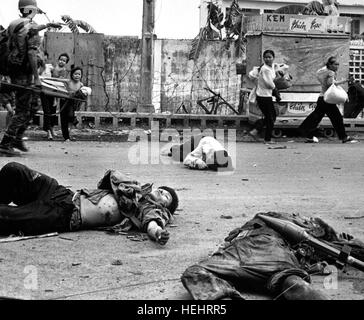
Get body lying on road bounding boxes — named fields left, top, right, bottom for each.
left=168, top=135, right=233, bottom=171
left=181, top=211, right=364, bottom=300
left=0, top=162, right=179, bottom=245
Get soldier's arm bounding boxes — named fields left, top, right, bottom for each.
left=27, top=27, right=42, bottom=86
left=27, top=47, right=41, bottom=86
left=138, top=199, right=172, bottom=245
left=34, top=23, right=62, bottom=33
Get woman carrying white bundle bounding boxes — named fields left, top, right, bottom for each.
left=299, top=56, right=358, bottom=144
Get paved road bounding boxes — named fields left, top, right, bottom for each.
left=0, top=139, right=364, bottom=300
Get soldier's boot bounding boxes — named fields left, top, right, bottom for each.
left=0, top=135, right=21, bottom=157
left=12, top=138, right=29, bottom=152
left=13, top=127, right=29, bottom=152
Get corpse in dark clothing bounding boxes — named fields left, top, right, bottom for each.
left=0, top=162, right=178, bottom=242
left=0, top=162, right=75, bottom=235
left=181, top=211, right=364, bottom=300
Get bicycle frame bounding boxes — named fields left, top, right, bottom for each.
left=197, top=87, right=239, bottom=115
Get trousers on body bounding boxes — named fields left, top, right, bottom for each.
left=299, top=96, right=347, bottom=140
left=255, top=96, right=276, bottom=142
left=0, top=162, right=75, bottom=235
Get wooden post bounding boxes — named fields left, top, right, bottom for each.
left=138, top=0, right=156, bottom=113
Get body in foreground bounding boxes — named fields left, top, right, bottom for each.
left=0, top=162, right=179, bottom=245
left=181, top=211, right=364, bottom=300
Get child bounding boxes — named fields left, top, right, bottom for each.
left=52, top=53, right=70, bottom=79
left=60, top=66, right=85, bottom=142
left=41, top=53, right=70, bottom=140
left=39, top=52, right=53, bottom=78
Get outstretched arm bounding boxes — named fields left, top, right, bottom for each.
left=27, top=47, right=41, bottom=86
left=35, top=23, right=62, bottom=32
left=147, top=220, right=170, bottom=245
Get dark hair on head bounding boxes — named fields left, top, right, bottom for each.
left=58, top=53, right=70, bottom=63
left=326, top=56, right=337, bottom=68
left=70, top=66, right=83, bottom=79
left=158, top=186, right=179, bottom=214
left=263, top=49, right=275, bottom=58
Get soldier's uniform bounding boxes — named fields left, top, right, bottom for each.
left=0, top=17, right=42, bottom=155
left=0, top=162, right=174, bottom=237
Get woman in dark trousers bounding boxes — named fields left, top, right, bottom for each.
left=299, top=56, right=358, bottom=143
left=249, top=50, right=278, bottom=144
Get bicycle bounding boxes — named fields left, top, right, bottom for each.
left=197, top=87, right=240, bottom=115
left=175, top=100, right=193, bottom=114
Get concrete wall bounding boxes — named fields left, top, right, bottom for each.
left=157, top=39, right=242, bottom=114
left=103, top=36, right=141, bottom=112
left=45, top=33, right=243, bottom=115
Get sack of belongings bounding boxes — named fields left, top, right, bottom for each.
left=248, top=86, right=257, bottom=104
left=274, top=63, right=293, bottom=90
left=324, top=83, right=348, bottom=104
left=248, top=66, right=260, bottom=81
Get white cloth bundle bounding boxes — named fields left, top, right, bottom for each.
left=324, top=83, right=348, bottom=104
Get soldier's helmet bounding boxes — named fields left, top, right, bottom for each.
left=18, top=0, right=43, bottom=13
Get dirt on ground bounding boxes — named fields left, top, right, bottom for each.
left=0, top=137, right=364, bottom=300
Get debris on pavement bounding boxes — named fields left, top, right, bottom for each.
left=0, top=232, right=59, bottom=243
left=175, top=188, right=190, bottom=191
left=344, top=216, right=364, bottom=220
left=111, top=260, right=123, bottom=266
left=220, top=215, right=233, bottom=219
left=71, top=263, right=81, bottom=267
left=126, top=234, right=149, bottom=242
left=268, top=145, right=287, bottom=150
left=59, top=236, right=77, bottom=241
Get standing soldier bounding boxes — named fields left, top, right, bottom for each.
left=0, top=0, right=60, bottom=156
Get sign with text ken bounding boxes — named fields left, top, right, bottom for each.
left=261, top=14, right=350, bottom=34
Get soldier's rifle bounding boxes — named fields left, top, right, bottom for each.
left=258, top=214, right=364, bottom=272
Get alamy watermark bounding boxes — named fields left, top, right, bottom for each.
left=127, top=121, right=237, bottom=175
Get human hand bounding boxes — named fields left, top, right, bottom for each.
left=334, top=78, right=348, bottom=85
left=155, top=229, right=170, bottom=245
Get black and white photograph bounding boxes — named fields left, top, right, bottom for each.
left=0, top=0, right=364, bottom=309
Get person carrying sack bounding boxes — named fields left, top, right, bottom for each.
left=248, top=50, right=279, bottom=145
left=298, top=56, right=358, bottom=144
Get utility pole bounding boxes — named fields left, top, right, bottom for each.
left=138, top=0, right=156, bottom=113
